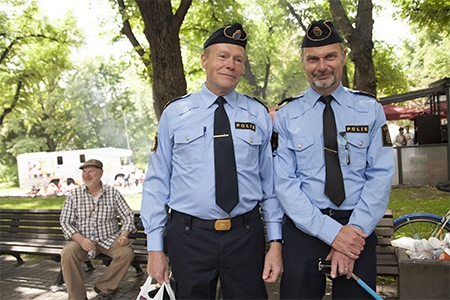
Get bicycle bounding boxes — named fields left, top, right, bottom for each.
left=393, top=181, right=450, bottom=240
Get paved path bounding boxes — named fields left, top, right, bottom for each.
left=0, top=255, right=397, bottom=299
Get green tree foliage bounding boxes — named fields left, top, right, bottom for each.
left=400, top=28, right=450, bottom=89
left=1, top=0, right=426, bottom=186
left=392, top=0, right=449, bottom=89
left=0, top=0, right=81, bottom=183
left=392, top=0, right=450, bottom=36
left=373, top=41, right=409, bottom=97
left=1, top=1, right=154, bottom=184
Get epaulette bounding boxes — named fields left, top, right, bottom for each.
left=244, top=94, right=269, bottom=113
left=349, top=89, right=379, bottom=102
left=276, top=97, right=296, bottom=111
left=163, top=93, right=191, bottom=110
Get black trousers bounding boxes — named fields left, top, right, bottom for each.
left=166, top=212, right=268, bottom=300
left=280, top=216, right=377, bottom=300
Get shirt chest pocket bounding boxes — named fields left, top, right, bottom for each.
left=345, top=134, right=370, bottom=167
left=173, top=129, right=207, bottom=164
left=287, top=136, right=319, bottom=170
left=234, top=130, right=262, bottom=166
left=96, top=205, right=116, bottom=220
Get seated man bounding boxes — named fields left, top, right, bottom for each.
left=60, top=159, right=136, bottom=300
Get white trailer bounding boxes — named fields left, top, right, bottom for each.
left=17, top=147, right=133, bottom=189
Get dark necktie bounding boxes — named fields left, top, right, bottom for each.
left=320, top=95, right=346, bottom=206
left=214, top=97, right=239, bottom=213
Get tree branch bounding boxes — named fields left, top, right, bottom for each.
left=173, top=0, right=192, bottom=28
left=117, top=0, right=150, bottom=67
left=0, top=39, right=18, bottom=65
left=1, top=33, right=61, bottom=65
left=328, top=0, right=353, bottom=39
left=284, top=0, right=308, bottom=32
left=1, top=77, right=23, bottom=126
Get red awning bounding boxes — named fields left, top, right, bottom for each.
left=382, top=104, right=422, bottom=121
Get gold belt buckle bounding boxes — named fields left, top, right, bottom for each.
left=214, top=219, right=231, bottom=231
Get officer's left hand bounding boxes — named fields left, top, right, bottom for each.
left=262, top=242, right=283, bottom=283
left=325, top=249, right=355, bottom=279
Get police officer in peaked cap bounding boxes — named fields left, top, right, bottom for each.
left=273, top=20, right=395, bottom=299
left=141, top=23, right=284, bottom=299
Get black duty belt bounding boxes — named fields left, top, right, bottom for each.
left=320, top=208, right=353, bottom=219
left=171, top=206, right=260, bottom=231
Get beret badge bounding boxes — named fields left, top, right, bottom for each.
left=232, top=30, right=242, bottom=40
left=312, top=26, right=323, bottom=37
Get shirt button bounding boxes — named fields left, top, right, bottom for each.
left=249, top=138, right=253, bottom=143
left=298, top=144, right=302, bottom=149
left=186, top=137, right=189, bottom=141
left=359, top=142, right=363, bottom=146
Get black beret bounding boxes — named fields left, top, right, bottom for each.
left=203, top=23, right=247, bottom=49
left=302, top=20, right=343, bottom=48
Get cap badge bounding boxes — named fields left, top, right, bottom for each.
left=232, top=30, right=242, bottom=40
left=313, top=26, right=323, bottom=37
left=224, top=26, right=247, bottom=41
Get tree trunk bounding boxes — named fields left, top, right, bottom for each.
left=125, top=0, right=191, bottom=120
left=329, top=0, right=377, bottom=96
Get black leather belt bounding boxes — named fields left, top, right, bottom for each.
left=320, top=208, right=353, bottom=219
left=171, top=206, right=260, bottom=231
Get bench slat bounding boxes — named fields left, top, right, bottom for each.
left=0, top=208, right=398, bottom=278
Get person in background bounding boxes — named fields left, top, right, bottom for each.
left=60, top=159, right=136, bottom=300
left=141, top=23, right=283, bottom=299
left=404, top=125, right=415, bottom=146
left=394, top=127, right=406, bottom=147
left=273, top=20, right=395, bottom=299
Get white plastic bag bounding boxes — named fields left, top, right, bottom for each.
left=391, top=237, right=415, bottom=251
left=136, top=276, right=176, bottom=300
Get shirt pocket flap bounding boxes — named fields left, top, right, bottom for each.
left=347, top=134, right=370, bottom=149
left=234, top=130, right=262, bottom=146
left=287, top=136, right=314, bottom=152
left=174, top=128, right=204, bottom=144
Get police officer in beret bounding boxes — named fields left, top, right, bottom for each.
left=273, top=20, right=395, bottom=299
left=141, top=23, right=283, bottom=299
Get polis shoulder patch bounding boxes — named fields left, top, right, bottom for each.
left=163, top=94, right=191, bottom=110
left=381, top=124, right=393, bottom=147
left=245, top=94, right=269, bottom=113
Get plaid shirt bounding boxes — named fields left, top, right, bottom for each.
left=60, top=183, right=136, bottom=249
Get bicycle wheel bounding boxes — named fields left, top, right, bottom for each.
left=394, top=214, right=450, bottom=240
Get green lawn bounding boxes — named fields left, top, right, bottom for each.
left=0, top=193, right=143, bottom=210
left=0, top=186, right=448, bottom=219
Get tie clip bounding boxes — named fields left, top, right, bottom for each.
left=214, top=134, right=229, bottom=138
left=324, top=147, right=337, bottom=153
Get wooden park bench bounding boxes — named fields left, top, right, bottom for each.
left=0, top=208, right=148, bottom=284
left=0, top=208, right=398, bottom=283
left=374, top=209, right=399, bottom=278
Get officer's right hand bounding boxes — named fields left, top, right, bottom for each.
left=331, top=225, right=366, bottom=260
left=147, top=251, right=170, bottom=284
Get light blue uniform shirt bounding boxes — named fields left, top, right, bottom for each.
left=273, top=83, right=394, bottom=245
left=142, top=85, right=284, bottom=251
